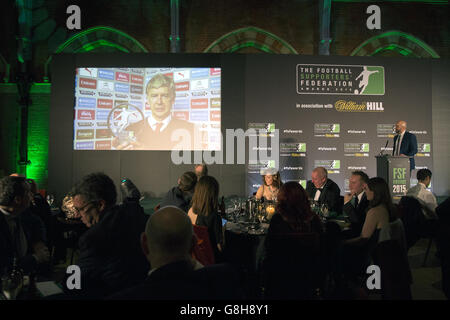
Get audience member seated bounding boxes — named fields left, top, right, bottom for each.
left=194, top=163, right=208, bottom=180
left=436, top=197, right=450, bottom=299
left=342, top=171, right=370, bottom=236
left=0, top=176, right=50, bottom=274
left=263, top=181, right=325, bottom=299
left=406, top=168, right=438, bottom=220
left=268, top=181, right=324, bottom=235
left=160, top=171, right=197, bottom=213
left=22, top=179, right=49, bottom=244
left=306, top=167, right=341, bottom=213
left=188, top=176, right=224, bottom=260
left=338, top=177, right=397, bottom=287
left=255, top=168, right=282, bottom=201
left=120, top=178, right=142, bottom=203
left=65, top=172, right=149, bottom=298
left=109, top=206, right=243, bottom=300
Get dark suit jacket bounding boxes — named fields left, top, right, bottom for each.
left=67, top=202, right=150, bottom=298
left=0, top=212, right=41, bottom=274
left=342, top=192, right=370, bottom=235
left=127, top=116, right=196, bottom=150
left=160, top=186, right=193, bottom=213
left=393, top=131, right=418, bottom=170
left=306, top=179, right=341, bottom=213
left=108, top=260, right=243, bottom=300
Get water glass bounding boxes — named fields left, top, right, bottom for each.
left=46, top=194, right=55, bottom=207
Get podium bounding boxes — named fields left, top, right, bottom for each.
left=376, top=155, right=410, bottom=200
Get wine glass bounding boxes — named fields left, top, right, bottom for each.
left=1, top=270, right=23, bottom=300
left=46, top=194, right=55, bottom=207
left=321, top=203, right=329, bottom=216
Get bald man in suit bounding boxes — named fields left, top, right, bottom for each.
left=393, top=120, right=418, bottom=171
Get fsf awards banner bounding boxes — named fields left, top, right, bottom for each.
left=245, top=55, right=433, bottom=196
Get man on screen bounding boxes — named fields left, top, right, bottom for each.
left=114, top=73, right=197, bottom=150
left=392, top=120, right=418, bottom=171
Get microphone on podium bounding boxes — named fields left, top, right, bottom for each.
left=379, top=139, right=389, bottom=156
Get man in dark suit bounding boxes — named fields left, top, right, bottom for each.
left=306, top=167, right=341, bottom=213
left=109, top=206, right=242, bottom=300
left=67, top=172, right=149, bottom=299
left=160, top=171, right=197, bottom=213
left=392, top=120, right=418, bottom=171
left=114, top=73, right=199, bottom=150
left=342, top=171, right=370, bottom=236
left=0, top=176, right=50, bottom=274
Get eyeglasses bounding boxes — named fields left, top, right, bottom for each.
left=73, top=202, right=96, bottom=214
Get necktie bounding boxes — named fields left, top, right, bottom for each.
left=395, top=135, right=401, bottom=155
left=154, top=122, right=163, bottom=133
left=354, top=195, right=359, bottom=208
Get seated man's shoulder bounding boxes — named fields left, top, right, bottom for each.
left=326, top=179, right=340, bottom=192
left=193, top=263, right=243, bottom=299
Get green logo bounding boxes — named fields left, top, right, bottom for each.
left=361, top=143, right=370, bottom=152
left=331, top=124, right=340, bottom=133
left=331, top=160, right=340, bottom=169
left=267, top=123, right=275, bottom=133
left=355, top=66, right=385, bottom=95
left=297, top=143, right=306, bottom=152
left=267, top=160, right=276, bottom=168
left=422, top=144, right=431, bottom=152
left=299, top=180, right=307, bottom=189
left=393, top=167, right=406, bottom=180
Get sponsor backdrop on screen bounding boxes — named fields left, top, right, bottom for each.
left=245, top=55, right=432, bottom=196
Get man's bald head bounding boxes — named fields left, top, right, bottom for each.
left=145, top=206, right=193, bottom=256
left=395, top=120, right=407, bottom=134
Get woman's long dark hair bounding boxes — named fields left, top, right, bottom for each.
left=275, top=181, right=316, bottom=232
left=191, top=175, right=219, bottom=217
left=367, top=177, right=397, bottom=221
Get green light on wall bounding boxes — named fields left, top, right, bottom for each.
left=372, top=44, right=414, bottom=56
left=229, top=42, right=273, bottom=53
left=26, top=84, right=51, bottom=189
left=77, top=39, right=129, bottom=53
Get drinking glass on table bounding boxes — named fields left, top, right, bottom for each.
left=46, top=194, right=55, bottom=207
left=320, top=203, right=330, bottom=219
left=1, top=262, right=23, bottom=300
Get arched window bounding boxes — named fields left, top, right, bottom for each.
left=44, top=26, right=148, bottom=81
left=351, top=30, right=440, bottom=58
left=204, top=26, right=297, bottom=54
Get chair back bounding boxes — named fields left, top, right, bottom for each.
left=192, top=225, right=215, bottom=266
left=398, top=196, right=426, bottom=249
left=263, top=232, right=323, bottom=299
left=372, top=239, right=412, bottom=300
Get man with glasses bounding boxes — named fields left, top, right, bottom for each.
left=68, top=172, right=149, bottom=298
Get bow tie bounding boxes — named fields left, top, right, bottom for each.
left=317, top=188, right=323, bottom=192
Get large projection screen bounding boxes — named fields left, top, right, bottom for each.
left=74, top=67, right=221, bottom=151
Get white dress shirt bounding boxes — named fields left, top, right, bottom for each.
left=147, top=114, right=172, bottom=133
left=406, top=182, right=438, bottom=219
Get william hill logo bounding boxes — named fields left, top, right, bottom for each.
left=335, top=100, right=384, bottom=112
